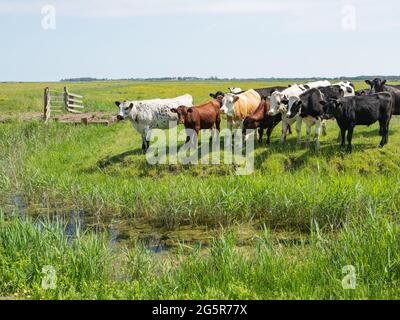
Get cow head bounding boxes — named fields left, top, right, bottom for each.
left=228, top=87, right=243, bottom=94
left=209, top=91, right=225, bottom=106
left=286, top=96, right=302, bottom=119
left=115, top=101, right=133, bottom=120
left=365, top=78, right=387, bottom=93
left=356, top=89, right=369, bottom=96
left=221, top=93, right=239, bottom=116
left=170, top=105, right=189, bottom=124
left=242, top=117, right=257, bottom=136
left=268, top=92, right=288, bottom=116
left=321, top=99, right=341, bottom=120
left=209, top=91, right=225, bottom=100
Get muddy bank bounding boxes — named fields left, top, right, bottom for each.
left=0, top=112, right=117, bottom=124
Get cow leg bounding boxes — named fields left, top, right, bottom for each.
left=214, top=117, right=221, bottom=142
left=340, top=127, right=346, bottom=148
left=296, top=118, right=302, bottom=145
left=266, top=127, right=273, bottom=145
left=347, top=126, right=354, bottom=152
left=280, top=121, right=288, bottom=143
left=305, top=124, right=312, bottom=147
left=379, top=119, right=389, bottom=147
left=314, top=120, right=321, bottom=149
left=321, top=121, right=327, bottom=137
left=258, top=128, right=264, bottom=143
left=288, top=124, right=293, bottom=135
left=185, top=128, right=192, bottom=144
left=141, top=135, right=146, bottom=152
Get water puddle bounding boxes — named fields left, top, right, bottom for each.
left=1, top=194, right=310, bottom=254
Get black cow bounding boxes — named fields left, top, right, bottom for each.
left=321, top=93, right=393, bottom=151
left=365, top=78, right=400, bottom=114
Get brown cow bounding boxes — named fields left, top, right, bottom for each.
left=242, top=99, right=291, bottom=145
left=171, top=99, right=221, bottom=145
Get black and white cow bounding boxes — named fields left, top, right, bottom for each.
left=365, top=78, right=400, bottom=114
left=268, top=81, right=331, bottom=144
left=321, top=93, right=393, bottom=151
left=285, top=86, right=346, bottom=148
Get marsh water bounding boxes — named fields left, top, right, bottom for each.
left=3, top=194, right=309, bottom=254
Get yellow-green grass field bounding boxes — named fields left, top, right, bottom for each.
left=1, top=80, right=400, bottom=299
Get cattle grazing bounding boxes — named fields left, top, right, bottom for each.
left=221, top=89, right=262, bottom=130
left=268, top=81, right=331, bottom=144
left=242, top=99, right=291, bottom=145
left=321, top=93, right=393, bottom=151
left=171, top=99, right=221, bottom=146
left=365, top=78, right=400, bottom=114
left=116, top=94, right=193, bottom=152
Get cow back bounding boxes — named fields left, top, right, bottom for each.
left=234, top=89, right=262, bottom=120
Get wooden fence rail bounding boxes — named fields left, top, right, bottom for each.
left=43, top=86, right=85, bottom=122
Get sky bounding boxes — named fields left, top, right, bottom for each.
left=0, top=0, right=399, bottom=81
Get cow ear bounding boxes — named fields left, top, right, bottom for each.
left=187, top=108, right=193, bottom=113
left=115, top=101, right=121, bottom=107
left=233, top=96, right=240, bottom=102
left=209, top=93, right=214, bottom=98
left=128, top=103, right=134, bottom=110
left=365, top=80, right=372, bottom=85
left=334, top=101, right=342, bottom=109
left=281, top=97, right=289, bottom=105
left=170, top=108, right=177, bottom=113
left=382, top=80, right=387, bottom=85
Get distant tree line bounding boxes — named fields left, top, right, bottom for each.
left=60, top=75, right=400, bottom=82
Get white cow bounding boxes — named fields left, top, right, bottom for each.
left=228, top=87, right=243, bottom=94
left=268, top=81, right=331, bottom=144
left=116, top=94, right=193, bottom=151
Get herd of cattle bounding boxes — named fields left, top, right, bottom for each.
left=116, top=78, right=400, bottom=152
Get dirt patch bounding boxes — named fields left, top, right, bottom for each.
left=0, top=112, right=118, bottom=125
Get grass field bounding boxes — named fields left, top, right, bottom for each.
left=1, top=80, right=400, bottom=299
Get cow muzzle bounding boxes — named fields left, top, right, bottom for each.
left=117, top=115, right=124, bottom=121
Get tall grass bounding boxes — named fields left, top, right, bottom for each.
left=0, top=207, right=399, bottom=299
left=1, top=117, right=400, bottom=230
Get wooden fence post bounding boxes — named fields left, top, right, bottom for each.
left=43, top=87, right=51, bottom=123
left=63, top=86, right=69, bottom=111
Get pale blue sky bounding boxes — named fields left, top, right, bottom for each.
left=0, top=0, right=399, bottom=81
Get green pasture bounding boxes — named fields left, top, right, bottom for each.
left=1, top=80, right=400, bottom=299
